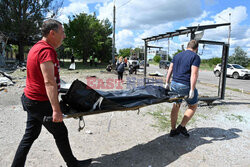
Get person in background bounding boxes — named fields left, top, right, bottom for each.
left=124, top=57, right=128, bottom=67
left=89, top=55, right=93, bottom=66
left=11, top=19, right=92, bottom=167
left=165, top=40, right=200, bottom=138
left=94, top=57, right=98, bottom=67
left=116, top=56, right=125, bottom=81
left=68, top=55, right=75, bottom=70
left=71, top=55, right=75, bottom=64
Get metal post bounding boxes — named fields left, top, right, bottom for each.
left=112, top=3, right=116, bottom=64
left=190, top=31, right=195, bottom=40
left=219, top=44, right=229, bottom=99
left=144, top=41, right=148, bottom=86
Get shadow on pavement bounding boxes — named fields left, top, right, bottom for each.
left=91, top=127, right=241, bottom=167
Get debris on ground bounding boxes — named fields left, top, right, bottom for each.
left=0, top=70, right=15, bottom=86
left=148, top=71, right=164, bottom=77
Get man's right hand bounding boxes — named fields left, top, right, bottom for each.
left=52, top=111, right=63, bottom=122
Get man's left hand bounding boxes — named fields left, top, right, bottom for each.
left=189, top=90, right=194, bottom=99
left=165, top=83, right=170, bottom=90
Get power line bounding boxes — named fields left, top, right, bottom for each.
left=117, top=0, right=133, bottom=9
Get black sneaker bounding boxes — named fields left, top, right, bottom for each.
left=169, top=129, right=180, bottom=137
left=76, top=159, right=92, bottom=167
left=177, top=125, right=189, bottom=137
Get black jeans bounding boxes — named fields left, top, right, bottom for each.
left=118, top=72, right=123, bottom=80
left=11, top=94, right=77, bottom=167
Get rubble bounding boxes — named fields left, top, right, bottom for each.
left=0, top=70, right=14, bottom=86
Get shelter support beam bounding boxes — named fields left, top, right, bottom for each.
left=144, top=41, right=148, bottom=86
left=219, top=44, right=229, bottom=99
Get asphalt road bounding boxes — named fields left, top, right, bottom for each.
left=143, top=64, right=250, bottom=93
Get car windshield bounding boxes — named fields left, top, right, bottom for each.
left=130, top=56, right=138, bottom=60
left=232, top=64, right=244, bottom=69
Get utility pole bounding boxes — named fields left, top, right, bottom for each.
left=218, top=13, right=231, bottom=45
left=112, top=1, right=116, bottom=64
left=228, top=13, right=231, bottom=45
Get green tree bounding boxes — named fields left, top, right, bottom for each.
left=63, top=13, right=112, bottom=63
left=0, top=0, right=63, bottom=62
left=119, top=48, right=131, bottom=58
left=166, top=54, right=172, bottom=62
left=228, top=46, right=248, bottom=67
left=153, top=54, right=161, bottom=63
left=172, top=49, right=183, bottom=58
left=208, top=57, right=221, bottom=67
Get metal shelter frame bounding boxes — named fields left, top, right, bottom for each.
left=142, top=23, right=230, bottom=103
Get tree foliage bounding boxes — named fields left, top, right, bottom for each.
left=118, top=47, right=145, bottom=59
left=172, top=49, right=183, bottom=58
left=228, top=46, right=248, bottom=67
left=166, top=54, right=172, bottom=62
left=153, top=55, right=161, bottom=63
left=118, top=48, right=131, bottom=58
left=63, top=13, right=112, bottom=63
left=0, top=0, right=63, bottom=62
left=201, top=57, right=221, bottom=67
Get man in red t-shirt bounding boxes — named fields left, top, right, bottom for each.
left=11, top=19, right=91, bottom=167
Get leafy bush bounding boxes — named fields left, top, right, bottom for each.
left=208, top=57, right=221, bottom=67
left=153, top=55, right=161, bottom=63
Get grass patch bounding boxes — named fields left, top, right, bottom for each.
left=199, top=64, right=214, bottom=71
left=216, top=105, right=229, bottom=112
left=225, top=114, right=247, bottom=123
left=59, top=62, right=108, bottom=76
left=147, top=106, right=173, bottom=131
left=60, top=61, right=107, bottom=70
left=199, top=81, right=250, bottom=95
left=148, top=61, right=159, bottom=66
left=195, top=113, right=209, bottom=120
left=225, top=87, right=250, bottom=95
left=147, top=106, right=197, bottom=131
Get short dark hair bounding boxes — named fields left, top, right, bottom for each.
left=41, top=19, right=62, bottom=37
left=187, top=40, right=199, bottom=50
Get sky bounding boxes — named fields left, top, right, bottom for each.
left=54, top=0, right=250, bottom=59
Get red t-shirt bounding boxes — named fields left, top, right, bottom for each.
left=24, top=40, right=60, bottom=101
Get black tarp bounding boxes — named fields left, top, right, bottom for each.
left=60, top=79, right=183, bottom=115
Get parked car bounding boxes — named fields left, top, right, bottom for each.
left=213, top=63, right=250, bottom=79
left=139, top=60, right=149, bottom=68
left=159, top=60, right=170, bottom=69
left=128, top=55, right=140, bottom=69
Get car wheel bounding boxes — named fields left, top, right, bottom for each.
left=215, top=70, right=220, bottom=77
left=233, top=72, right=239, bottom=79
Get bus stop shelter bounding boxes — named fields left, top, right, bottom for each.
left=142, top=23, right=230, bottom=104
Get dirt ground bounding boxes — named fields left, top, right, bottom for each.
left=0, top=68, right=250, bottom=167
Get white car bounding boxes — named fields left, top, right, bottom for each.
left=213, top=64, right=250, bottom=79
left=128, top=56, right=140, bottom=69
